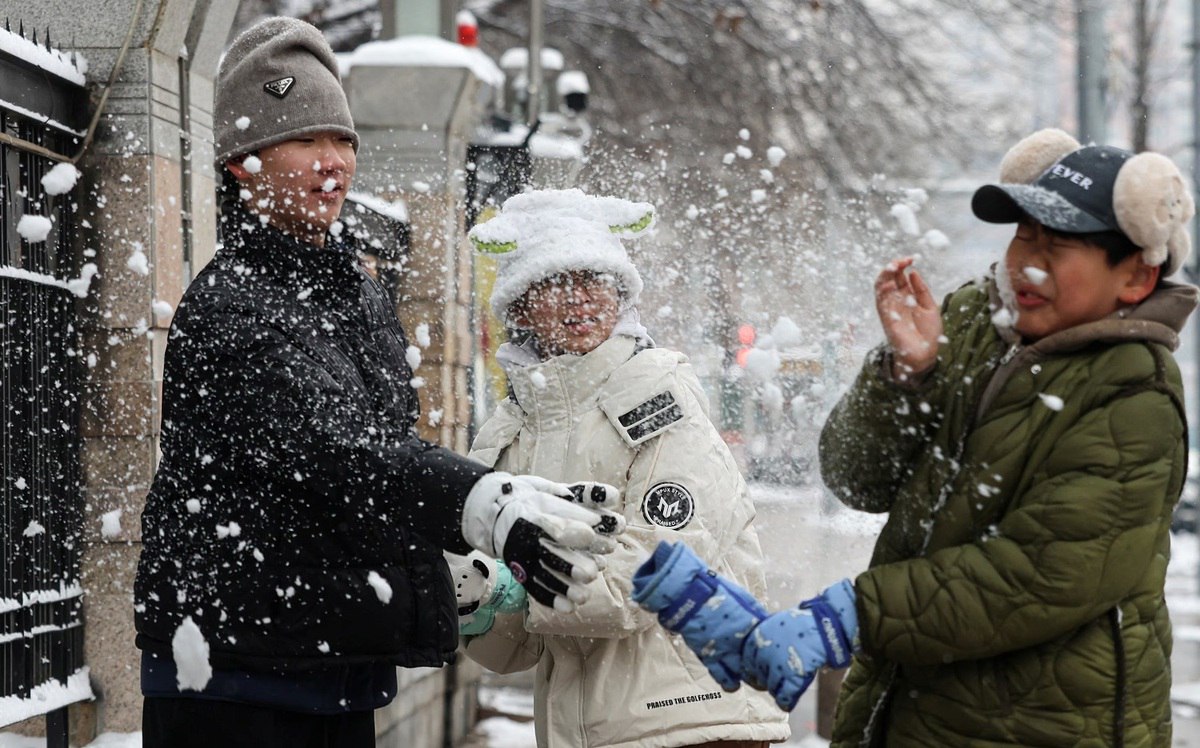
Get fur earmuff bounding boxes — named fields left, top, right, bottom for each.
left=998, top=128, right=1081, bottom=184
left=1113, top=152, right=1195, bottom=275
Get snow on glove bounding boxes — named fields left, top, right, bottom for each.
left=741, top=579, right=859, bottom=711
left=632, top=540, right=768, bottom=691
left=444, top=550, right=528, bottom=636
left=462, top=472, right=626, bottom=613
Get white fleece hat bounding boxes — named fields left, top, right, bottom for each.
left=972, top=128, right=1195, bottom=276
left=469, top=189, right=656, bottom=319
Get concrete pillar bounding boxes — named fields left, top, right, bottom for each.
left=0, top=0, right=236, bottom=738
left=344, top=46, right=499, bottom=454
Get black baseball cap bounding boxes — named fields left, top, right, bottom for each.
left=971, top=144, right=1133, bottom=235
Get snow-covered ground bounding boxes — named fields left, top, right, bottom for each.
left=6, top=485, right=1200, bottom=747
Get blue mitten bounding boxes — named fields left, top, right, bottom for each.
left=632, top=541, right=768, bottom=691
left=741, top=579, right=859, bottom=711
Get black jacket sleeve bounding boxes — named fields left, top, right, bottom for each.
left=178, top=310, right=487, bottom=554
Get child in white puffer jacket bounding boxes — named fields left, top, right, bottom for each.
left=449, top=189, right=790, bottom=748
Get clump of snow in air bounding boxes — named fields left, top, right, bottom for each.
left=1023, top=266, right=1048, bottom=284
left=890, top=203, right=920, bottom=237
left=736, top=145, right=752, bottom=159
left=744, top=348, right=781, bottom=381
left=406, top=345, right=422, bottom=370
left=100, top=509, right=123, bottom=539
left=126, top=244, right=150, bottom=275
left=173, top=617, right=212, bottom=691
left=760, top=169, right=774, bottom=184
left=738, top=128, right=750, bottom=140
left=153, top=299, right=174, bottom=319
left=186, top=499, right=201, bottom=514
left=761, top=382, right=784, bottom=417
left=216, top=522, right=241, bottom=539
left=685, top=205, right=700, bottom=220
left=722, top=152, right=735, bottom=165
left=41, top=163, right=81, bottom=195
left=428, top=409, right=443, bottom=426
left=65, top=263, right=98, bottom=298
left=1038, top=393, right=1064, bottom=411
left=751, top=189, right=767, bottom=203
left=242, top=155, right=262, bottom=174
left=921, top=229, right=950, bottom=251
left=367, top=571, right=393, bottom=604
left=23, top=520, right=45, bottom=537
left=411, top=180, right=431, bottom=194
left=766, top=146, right=786, bottom=167
left=410, top=376, right=425, bottom=389
left=415, top=323, right=431, bottom=348
left=770, top=316, right=802, bottom=349
left=235, top=116, right=251, bottom=130
left=991, top=307, right=1015, bottom=329
left=321, top=178, right=338, bottom=192
left=530, top=371, right=547, bottom=390
left=17, top=214, right=52, bottom=243
left=328, top=221, right=344, bottom=238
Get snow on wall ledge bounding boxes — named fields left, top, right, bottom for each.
left=0, top=668, right=93, bottom=728
left=337, top=35, right=504, bottom=88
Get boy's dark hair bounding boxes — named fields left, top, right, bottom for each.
left=1046, top=226, right=1167, bottom=288
left=1047, top=227, right=1143, bottom=266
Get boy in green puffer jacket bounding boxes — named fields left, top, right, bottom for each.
left=634, top=129, right=1198, bottom=746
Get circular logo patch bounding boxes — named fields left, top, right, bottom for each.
left=641, top=482, right=695, bottom=529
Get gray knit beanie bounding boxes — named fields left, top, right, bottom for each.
left=214, top=17, right=358, bottom=165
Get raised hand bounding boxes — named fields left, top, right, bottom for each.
left=875, top=257, right=942, bottom=381
left=461, top=472, right=626, bottom=613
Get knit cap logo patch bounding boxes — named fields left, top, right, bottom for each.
left=263, top=76, right=295, bottom=99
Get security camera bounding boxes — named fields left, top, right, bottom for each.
left=557, top=70, right=589, bottom=114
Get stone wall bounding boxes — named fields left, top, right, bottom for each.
left=2, top=4, right=485, bottom=744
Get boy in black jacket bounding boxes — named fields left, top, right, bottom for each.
left=133, top=18, right=621, bottom=748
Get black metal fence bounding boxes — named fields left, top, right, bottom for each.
left=0, top=33, right=88, bottom=738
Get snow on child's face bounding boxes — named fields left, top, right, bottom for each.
left=1003, top=219, right=1158, bottom=341
left=228, top=131, right=356, bottom=247
left=512, top=271, right=622, bottom=357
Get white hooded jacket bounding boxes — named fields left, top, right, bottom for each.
left=464, top=335, right=790, bottom=748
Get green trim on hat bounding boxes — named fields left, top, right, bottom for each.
left=610, top=210, right=654, bottom=235
left=471, top=235, right=518, bottom=254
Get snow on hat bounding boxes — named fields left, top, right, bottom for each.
left=972, top=128, right=1195, bottom=276
left=469, top=188, right=655, bottom=320
left=214, top=17, right=358, bottom=166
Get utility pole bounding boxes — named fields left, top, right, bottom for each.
left=1193, top=0, right=1200, bottom=258
left=527, top=0, right=544, bottom=127
left=1076, top=0, right=1107, bottom=144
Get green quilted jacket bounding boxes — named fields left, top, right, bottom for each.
left=820, top=275, right=1198, bottom=747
